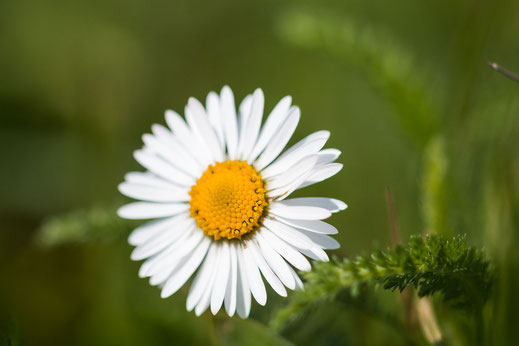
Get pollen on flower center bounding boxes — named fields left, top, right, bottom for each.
left=189, top=160, right=268, bottom=240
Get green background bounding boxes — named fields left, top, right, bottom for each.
left=1, top=0, right=518, bottom=345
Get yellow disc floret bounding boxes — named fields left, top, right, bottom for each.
left=189, top=160, right=268, bottom=240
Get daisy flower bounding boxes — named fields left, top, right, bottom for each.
left=118, top=86, right=346, bottom=318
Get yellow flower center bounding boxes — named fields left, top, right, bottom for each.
left=189, top=160, right=268, bottom=240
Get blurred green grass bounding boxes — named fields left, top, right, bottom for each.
left=1, top=0, right=519, bottom=345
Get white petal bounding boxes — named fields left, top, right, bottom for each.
left=150, top=124, right=204, bottom=176
left=147, top=230, right=204, bottom=285
left=187, top=242, right=217, bottom=311
left=280, top=130, right=330, bottom=157
left=211, top=242, right=230, bottom=314
left=287, top=265, right=304, bottom=291
left=186, top=97, right=224, bottom=162
left=267, top=167, right=314, bottom=201
left=125, top=172, right=184, bottom=190
left=181, top=102, right=217, bottom=165
left=224, top=242, right=238, bottom=316
left=206, top=92, right=225, bottom=150
left=246, top=239, right=287, bottom=297
left=295, top=229, right=340, bottom=250
left=138, top=228, right=193, bottom=278
left=195, top=283, right=212, bottom=316
left=236, top=245, right=252, bottom=319
left=195, top=246, right=220, bottom=316
left=138, top=257, right=157, bottom=278
left=266, top=155, right=318, bottom=191
left=276, top=198, right=347, bottom=213
left=263, top=218, right=316, bottom=250
left=254, top=106, right=300, bottom=170
left=220, top=86, right=239, bottom=159
left=238, top=89, right=264, bottom=161
left=259, top=228, right=311, bottom=271
left=297, top=163, right=343, bottom=189
left=128, top=213, right=188, bottom=246
left=134, top=149, right=195, bottom=187
left=241, top=242, right=267, bottom=306
left=254, top=234, right=296, bottom=290
left=165, top=110, right=211, bottom=167
left=268, top=202, right=332, bottom=220
left=131, top=218, right=194, bottom=261
left=237, top=94, right=253, bottom=159
left=160, top=237, right=211, bottom=298
left=239, top=94, right=253, bottom=122
left=149, top=123, right=174, bottom=139
left=274, top=217, right=338, bottom=235
left=118, top=182, right=189, bottom=203
left=142, top=132, right=199, bottom=178
left=118, top=202, right=189, bottom=220
left=247, top=96, right=292, bottom=162
left=316, top=148, right=341, bottom=165
left=297, top=246, right=329, bottom=262
left=262, top=131, right=329, bottom=179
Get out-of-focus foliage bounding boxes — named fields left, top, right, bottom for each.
left=273, top=234, right=493, bottom=331
left=36, top=203, right=132, bottom=247
left=421, top=136, right=449, bottom=236
left=276, top=9, right=441, bottom=147
left=1, top=320, right=21, bottom=346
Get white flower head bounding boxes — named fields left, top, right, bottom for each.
left=118, top=86, right=346, bottom=318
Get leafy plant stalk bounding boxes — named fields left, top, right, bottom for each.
left=272, top=234, right=493, bottom=331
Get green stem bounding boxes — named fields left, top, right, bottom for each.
left=488, top=61, right=519, bottom=82
left=475, top=307, right=484, bottom=346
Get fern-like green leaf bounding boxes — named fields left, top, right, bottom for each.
left=272, top=234, right=493, bottom=331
